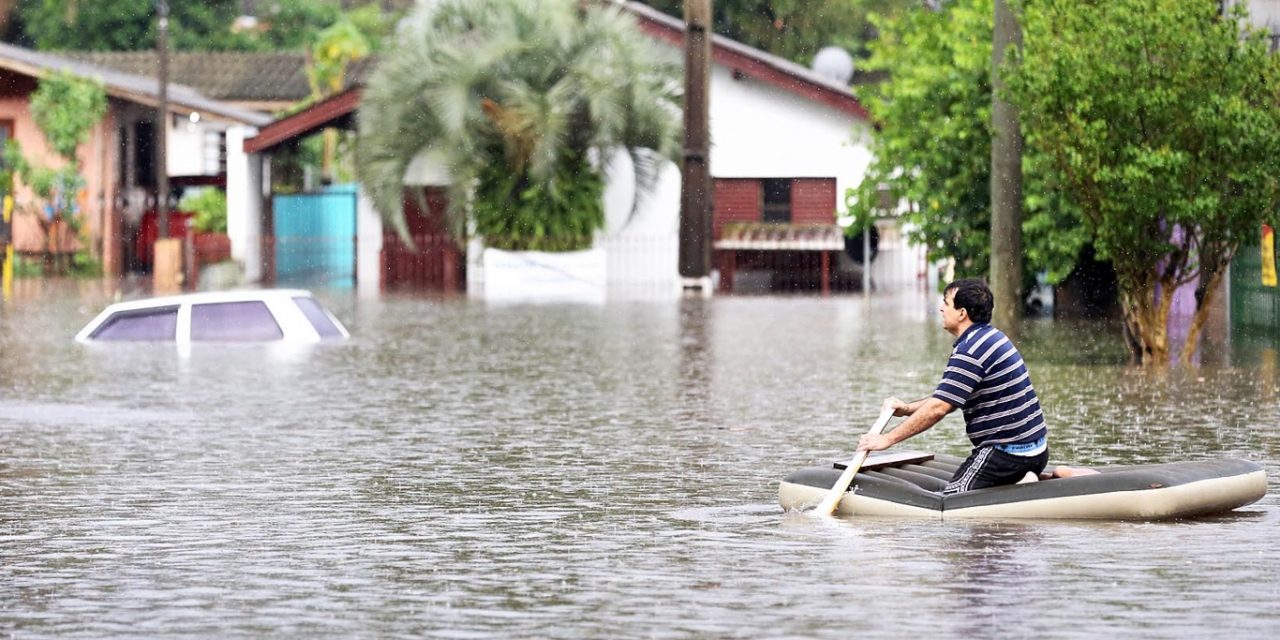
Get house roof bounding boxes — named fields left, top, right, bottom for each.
left=60, top=51, right=375, bottom=105
left=614, top=1, right=871, bottom=121
left=242, top=86, right=362, bottom=154
left=0, top=42, right=272, bottom=126
left=241, top=0, right=870, bottom=153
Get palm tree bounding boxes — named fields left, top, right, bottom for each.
left=356, top=0, right=682, bottom=252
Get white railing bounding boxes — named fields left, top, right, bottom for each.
left=597, top=228, right=929, bottom=294
left=870, top=219, right=929, bottom=290
left=599, top=233, right=680, bottom=291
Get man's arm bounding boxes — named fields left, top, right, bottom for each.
left=858, top=397, right=956, bottom=452
left=884, top=396, right=934, bottom=417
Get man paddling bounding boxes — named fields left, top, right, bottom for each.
left=857, top=279, right=1051, bottom=493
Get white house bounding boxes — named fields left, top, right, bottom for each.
left=1229, top=0, right=1280, bottom=44
left=230, top=1, right=922, bottom=298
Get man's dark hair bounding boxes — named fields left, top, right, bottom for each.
left=944, top=279, right=994, bottom=324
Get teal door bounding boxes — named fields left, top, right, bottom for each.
left=272, top=184, right=357, bottom=288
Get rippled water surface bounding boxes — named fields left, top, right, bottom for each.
left=2, top=281, right=1278, bottom=638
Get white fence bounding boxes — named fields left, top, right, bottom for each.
left=599, top=233, right=681, bottom=294
left=869, top=220, right=929, bottom=291
left=597, top=223, right=928, bottom=295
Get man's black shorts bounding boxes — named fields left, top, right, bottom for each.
left=943, top=446, right=1049, bottom=495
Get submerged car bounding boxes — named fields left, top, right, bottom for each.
left=75, top=289, right=349, bottom=343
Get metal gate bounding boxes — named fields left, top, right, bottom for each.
left=380, top=187, right=464, bottom=292
left=1230, top=228, right=1280, bottom=333
left=272, top=184, right=357, bottom=288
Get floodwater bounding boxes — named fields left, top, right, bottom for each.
left=2, top=281, right=1278, bottom=638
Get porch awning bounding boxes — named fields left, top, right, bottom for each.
left=714, top=223, right=845, bottom=251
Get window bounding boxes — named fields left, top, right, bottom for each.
left=134, top=120, right=155, bottom=188
left=762, top=178, right=791, bottom=223
left=293, top=297, right=343, bottom=339
left=204, top=130, right=226, bottom=175
left=190, top=301, right=283, bottom=341
left=91, top=306, right=179, bottom=341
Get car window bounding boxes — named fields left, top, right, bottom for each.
left=292, top=296, right=344, bottom=339
left=190, top=301, right=283, bottom=341
left=90, top=306, right=179, bottom=341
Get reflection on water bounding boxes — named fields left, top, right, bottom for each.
left=1, top=281, right=1277, bottom=638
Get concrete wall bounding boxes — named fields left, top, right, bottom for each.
left=167, top=116, right=225, bottom=177
left=355, top=186, right=382, bottom=298
left=225, top=126, right=263, bottom=282
left=1237, top=0, right=1280, bottom=31
left=0, top=95, right=118, bottom=272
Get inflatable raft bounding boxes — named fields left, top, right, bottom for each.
left=779, top=451, right=1268, bottom=520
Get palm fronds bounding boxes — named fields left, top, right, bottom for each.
left=356, top=0, right=681, bottom=249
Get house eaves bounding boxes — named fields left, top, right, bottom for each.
left=242, top=87, right=362, bottom=154
left=0, top=42, right=273, bottom=127
left=612, top=1, right=871, bottom=121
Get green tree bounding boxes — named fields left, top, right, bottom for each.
left=306, top=17, right=371, bottom=184
left=9, top=70, right=107, bottom=273
left=17, top=0, right=241, bottom=51
left=847, top=0, right=1085, bottom=288
left=230, top=0, right=340, bottom=51
left=1010, top=0, right=1280, bottom=365
left=11, top=0, right=402, bottom=52
left=639, top=0, right=916, bottom=65
left=356, top=0, right=681, bottom=251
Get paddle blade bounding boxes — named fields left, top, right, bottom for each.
left=813, top=453, right=867, bottom=515
left=811, top=406, right=895, bottom=516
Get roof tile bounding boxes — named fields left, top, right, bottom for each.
left=61, top=51, right=375, bottom=103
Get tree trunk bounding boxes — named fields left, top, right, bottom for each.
left=322, top=128, right=337, bottom=184
left=990, top=0, right=1024, bottom=334
left=1180, top=248, right=1232, bottom=365
left=1180, top=273, right=1218, bottom=365
left=1118, top=274, right=1177, bottom=366
left=0, top=0, right=18, bottom=35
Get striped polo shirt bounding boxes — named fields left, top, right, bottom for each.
left=932, top=323, right=1047, bottom=453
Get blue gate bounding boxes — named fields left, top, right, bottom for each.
left=272, top=184, right=357, bottom=288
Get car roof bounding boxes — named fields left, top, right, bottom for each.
left=74, top=288, right=350, bottom=344
left=93, top=288, right=317, bottom=314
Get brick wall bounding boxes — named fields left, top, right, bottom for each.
left=712, top=177, right=837, bottom=236
left=791, top=178, right=837, bottom=225
left=713, top=178, right=760, bottom=239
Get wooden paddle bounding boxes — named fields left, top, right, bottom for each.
left=813, top=405, right=896, bottom=516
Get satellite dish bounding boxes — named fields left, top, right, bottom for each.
left=812, top=46, right=855, bottom=85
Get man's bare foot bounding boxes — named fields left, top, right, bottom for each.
left=1053, top=465, right=1100, bottom=478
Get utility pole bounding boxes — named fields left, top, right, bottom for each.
left=990, top=0, right=1023, bottom=332
left=156, top=0, right=170, bottom=239
left=151, top=0, right=184, bottom=292
left=679, top=0, right=712, bottom=291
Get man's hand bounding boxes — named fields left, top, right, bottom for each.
left=883, top=397, right=911, bottom=417
left=857, top=432, right=893, bottom=452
